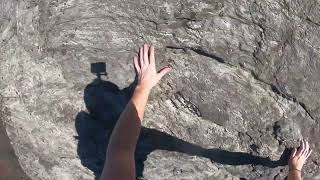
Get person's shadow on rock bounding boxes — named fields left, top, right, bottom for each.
left=75, top=62, right=291, bottom=180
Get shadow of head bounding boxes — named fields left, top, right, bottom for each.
left=79, top=62, right=136, bottom=129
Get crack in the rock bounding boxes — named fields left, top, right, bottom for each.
left=245, top=4, right=316, bottom=121
left=175, top=17, right=200, bottom=21
left=166, top=45, right=316, bottom=121
left=312, top=159, right=319, bottom=166
left=250, top=71, right=315, bottom=121
left=272, top=121, right=283, bottom=145
left=170, top=91, right=202, bottom=117
left=305, top=16, right=320, bottom=27
left=189, top=47, right=225, bottom=63
left=166, top=45, right=226, bottom=63
left=134, top=17, right=159, bottom=30
left=280, top=3, right=320, bottom=28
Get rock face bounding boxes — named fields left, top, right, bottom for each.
left=1, top=0, right=320, bottom=179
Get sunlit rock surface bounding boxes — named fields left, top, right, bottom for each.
left=0, top=0, right=320, bottom=179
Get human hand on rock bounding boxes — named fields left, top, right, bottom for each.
left=289, top=139, right=312, bottom=171
left=133, top=44, right=171, bottom=92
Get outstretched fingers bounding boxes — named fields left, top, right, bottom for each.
left=288, top=139, right=312, bottom=172
left=303, top=140, right=312, bottom=159
left=295, top=139, right=312, bottom=159
left=306, top=149, right=312, bottom=159
left=134, top=43, right=172, bottom=88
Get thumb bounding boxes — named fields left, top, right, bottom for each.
left=157, top=66, right=172, bottom=79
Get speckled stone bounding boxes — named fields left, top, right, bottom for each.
left=0, top=0, right=320, bottom=179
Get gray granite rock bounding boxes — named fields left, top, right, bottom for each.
left=0, top=0, right=320, bottom=179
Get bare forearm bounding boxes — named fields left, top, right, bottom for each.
left=288, top=170, right=301, bottom=180
left=100, top=87, right=150, bottom=180
left=100, top=44, right=171, bottom=180
left=107, top=86, right=150, bottom=153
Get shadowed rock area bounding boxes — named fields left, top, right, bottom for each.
left=1, top=0, right=320, bottom=179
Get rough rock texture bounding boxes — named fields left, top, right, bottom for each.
left=1, top=0, right=320, bottom=179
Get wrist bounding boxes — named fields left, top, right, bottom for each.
left=134, top=85, right=151, bottom=94
left=289, top=168, right=302, bottom=174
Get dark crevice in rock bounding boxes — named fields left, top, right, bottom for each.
left=312, top=160, right=319, bottom=166
left=166, top=45, right=315, bottom=122
left=166, top=45, right=188, bottom=51
left=280, top=6, right=320, bottom=28
left=189, top=47, right=226, bottom=63
left=298, top=102, right=315, bottom=120
left=250, top=71, right=315, bottom=121
left=175, top=17, right=200, bottom=21
left=305, top=16, right=320, bottom=27
left=246, top=7, right=316, bottom=121
left=171, top=91, right=202, bottom=117
left=166, top=45, right=226, bottom=63
left=245, top=132, right=254, bottom=142
left=272, top=121, right=282, bottom=145
left=249, top=144, right=260, bottom=154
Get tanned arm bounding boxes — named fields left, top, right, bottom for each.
left=99, top=44, right=171, bottom=180
left=287, top=139, right=312, bottom=180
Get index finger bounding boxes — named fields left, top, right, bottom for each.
left=150, top=45, right=155, bottom=65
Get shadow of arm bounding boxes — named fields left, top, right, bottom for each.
left=139, top=128, right=289, bottom=168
